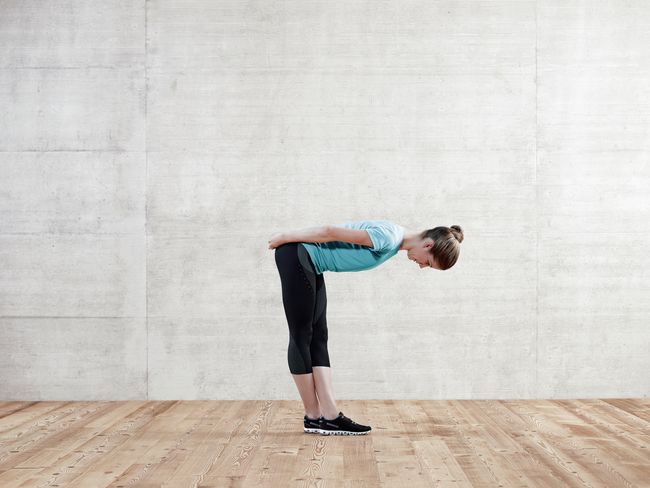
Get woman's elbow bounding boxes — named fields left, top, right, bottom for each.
left=321, top=225, right=333, bottom=241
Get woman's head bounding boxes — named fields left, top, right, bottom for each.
left=407, top=225, right=464, bottom=270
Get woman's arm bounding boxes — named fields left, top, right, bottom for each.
left=327, top=226, right=373, bottom=248
left=269, top=225, right=375, bottom=249
left=268, top=225, right=331, bottom=249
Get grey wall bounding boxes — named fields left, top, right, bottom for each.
left=1, top=1, right=649, bottom=401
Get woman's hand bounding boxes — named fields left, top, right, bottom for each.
left=268, top=232, right=286, bottom=250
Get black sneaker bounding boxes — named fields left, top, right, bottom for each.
left=318, top=411, right=371, bottom=436
left=303, top=414, right=322, bottom=434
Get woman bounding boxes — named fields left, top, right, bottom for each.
left=269, top=219, right=464, bottom=436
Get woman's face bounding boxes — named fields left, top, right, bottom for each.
left=407, top=239, right=439, bottom=269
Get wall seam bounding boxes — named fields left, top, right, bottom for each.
left=534, top=0, right=539, bottom=398
left=145, top=0, right=149, bottom=400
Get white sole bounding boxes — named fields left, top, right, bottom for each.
left=318, top=429, right=370, bottom=435
left=303, top=427, right=321, bottom=434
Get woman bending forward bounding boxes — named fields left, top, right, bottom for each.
left=269, top=219, right=463, bottom=436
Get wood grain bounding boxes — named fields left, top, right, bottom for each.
left=0, top=399, right=647, bottom=487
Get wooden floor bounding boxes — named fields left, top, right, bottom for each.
left=0, top=399, right=648, bottom=487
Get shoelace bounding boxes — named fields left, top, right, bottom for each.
left=340, top=414, right=359, bottom=425
left=321, top=413, right=363, bottom=426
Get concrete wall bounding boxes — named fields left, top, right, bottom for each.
left=1, top=1, right=648, bottom=400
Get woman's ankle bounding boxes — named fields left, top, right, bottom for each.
left=321, top=410, right=339, bottom=420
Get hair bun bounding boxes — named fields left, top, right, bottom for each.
left=450, top=225, right=464, bottom=243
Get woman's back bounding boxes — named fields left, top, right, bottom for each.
left=301, top=219, right=405, bottom=274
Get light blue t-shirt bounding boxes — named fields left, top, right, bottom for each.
left=301, top=220, right=405, bottom=274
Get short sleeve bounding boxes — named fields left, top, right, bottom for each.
left=365, top=225, right=392, bottom=252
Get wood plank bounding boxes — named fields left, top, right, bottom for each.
left=14, top=402, right=148, bottom=469
left=64, top=401, right=202, bottom=488
left=397, top=400, right=474, bottom=487
left=0, top=399, right=646, bottom=487
left=0, top=402, right=113, bottom=470
left=502, top=399, right=640, bottom=487
left=109, top=400, right=254, bottom=487
left=14, top=401, right=177, bottom=488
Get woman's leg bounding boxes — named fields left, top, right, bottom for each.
left=310, top=273, right=338, bottom=419
left=312, top=367, right=338, bottom=419
left=291, top=373, right=321, bottom=420
left=275, top=243, right=321, bottom=418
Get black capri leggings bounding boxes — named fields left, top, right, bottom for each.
left=274, top=242, right=330, bottom=374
